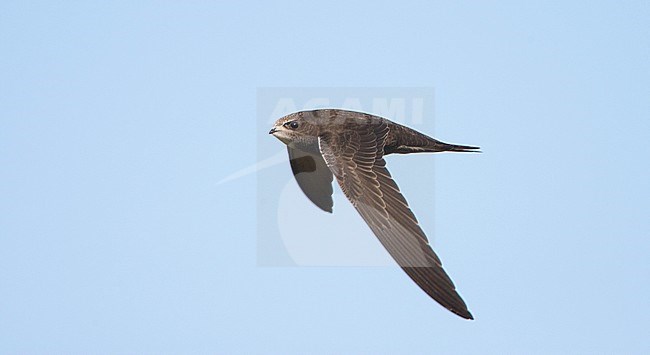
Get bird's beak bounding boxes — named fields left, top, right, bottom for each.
left=269, top=127, right=277, bottom=134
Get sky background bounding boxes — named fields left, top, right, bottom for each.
left=1, top=1, right=649, bottom=354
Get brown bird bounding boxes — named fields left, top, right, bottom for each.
left=269, top=109, right=479, bottom=319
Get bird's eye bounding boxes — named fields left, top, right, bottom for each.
left=288, top=121, right=299, bottom=129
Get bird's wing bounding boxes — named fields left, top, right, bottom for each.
left=318, top=120, right=473, bottom=319
left=287, top=146, right=334, bottom=213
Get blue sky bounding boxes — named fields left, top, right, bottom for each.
left=1, top=1, right=649, bottom=353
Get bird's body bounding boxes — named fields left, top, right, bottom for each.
left=269, top=109, right=478, bottom=319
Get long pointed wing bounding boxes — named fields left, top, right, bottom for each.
left=318, top=119, right=473, bottom=319
left=287, top=146, right=334, bottom=213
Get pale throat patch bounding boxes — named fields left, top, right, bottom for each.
left=272, top=131, right=293, bottom=145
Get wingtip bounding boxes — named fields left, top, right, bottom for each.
left=454, top=308, right=474, bottom=320
left=316, top=204, right=333, bottom=213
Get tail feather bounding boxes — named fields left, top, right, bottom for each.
left=386, top=140, right=481, bottom=154
left=383, top=120, right=480, bottom=154
left=437, top=142, right=481, bottom=153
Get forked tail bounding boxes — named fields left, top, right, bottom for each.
left=385, top=138, right=480, bottom=154
left=384, top=120, right=480, bottom=154
left=434, top=142, right=481, bottom=153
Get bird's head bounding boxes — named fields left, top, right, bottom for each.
left=269, top=115, right=302, bottom=144
left=269, top=112, right=324, bottom=149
